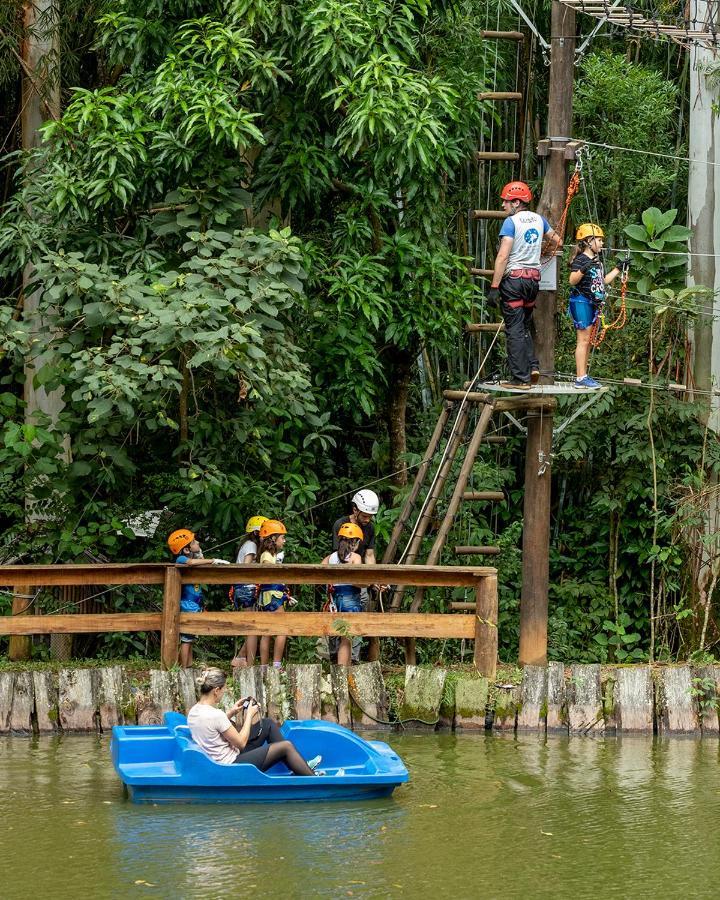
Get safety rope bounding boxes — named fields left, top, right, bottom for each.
left=590, top=269, right=628, bottom=348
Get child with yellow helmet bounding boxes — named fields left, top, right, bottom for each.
left=166, top=529, right=230, bottom=668
left=256, top=519, right=296, bottom=669
left=230, top=515, right=270, bottom=672
left=321, top=522, right=364, bottom=667
left=568, top=223, right=628, bottom=389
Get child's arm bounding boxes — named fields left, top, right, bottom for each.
left=604, top=265, right=621, bottom=285
left=176, top=555, right=230, bottom=566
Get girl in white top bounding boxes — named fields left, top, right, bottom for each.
left=187, top=668, right=316, bottom=774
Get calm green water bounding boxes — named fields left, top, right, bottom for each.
left=2, top=731, right=719, bottom=899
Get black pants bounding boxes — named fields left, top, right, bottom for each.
left=500, top=275, right=540, bottom=383
left=232, top=717, right=283, bottom=768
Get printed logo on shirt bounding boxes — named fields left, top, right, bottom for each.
left=524, top=228, right=540, bottom=245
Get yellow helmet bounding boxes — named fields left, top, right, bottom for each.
left=245, top=515, right=268, bottom=533
left=338, top=522, right=364, bottom=541
left=576, top=223, right=604, bottom=242
left=168, top=529, right=194, bottom=555
left=259, top=519, right=287, bottom=540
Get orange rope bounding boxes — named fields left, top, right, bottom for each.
left=590, top=274, right=628, bottom=348
left=554, top=169, right=580, bottom=245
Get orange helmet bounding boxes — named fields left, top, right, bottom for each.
left=500, top=181, right=532, bottom=203
left=259, top=519, right=287, bottom=540
left=338, top=522, right=363, bottom=541
left=168, top=529, right=194, bottom=555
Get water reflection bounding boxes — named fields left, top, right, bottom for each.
left=2, top=731, right=720, bottom=898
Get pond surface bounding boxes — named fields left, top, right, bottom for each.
left=2, top=731, right=719, bottom=898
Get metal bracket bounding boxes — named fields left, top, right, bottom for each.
left=553, top=386, right=609, bottom=437
left=502, top=411, right=527, bottom=433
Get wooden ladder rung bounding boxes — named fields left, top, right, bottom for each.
left=481, top=30, right=524, bottom=41
left=475, top=151, right=520, bottom=161
left=478, top=91, right=523, bottom=101
left=465, top=322, right=505, bottom=333
left=450, top=602, right=477, bottom=611
left=454, top=545, right=501, bottom=556
left=472, top=210, right=507, bottom=220
left=442, top=390, right=491, bottom=403
left=463, top=491, right=505, bottom=502
left=485, top=436, right=508, bottom=445
left=469, top=267, right=493, bottom=277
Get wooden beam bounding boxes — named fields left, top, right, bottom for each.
left=161, top=566, right=181, bottom=669
left=478, top=91, right=523, bottom=101
left=474, top=575, right=498, bottom=677
left=180, top=612, right=476, bottom=640
left=463, top=491, right=505, bottom=501
left=493, top=396, right=557, bottom=412
left=441, top=390, right=491, bottom=403
left=481, top=30, right=524, bottom=40
left=475, top=151, right=520, bottom=161
left=450, top=601, right=477, bottom=611
left=469, top=268, right=494, bottom=277
left=454, top=546, right=501, bottom=555
left=472, top=209, right=507, bottom=220
left=0, top=613, right=163, bottom=635
left=0, top=562, right=498, bottom=589
left=465, top=322, right=505, bottom=333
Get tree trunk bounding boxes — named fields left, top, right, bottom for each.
left=386, top=348, right=414, bottom=488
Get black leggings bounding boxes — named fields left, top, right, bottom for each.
left=233, top=718, right=314, bottom=776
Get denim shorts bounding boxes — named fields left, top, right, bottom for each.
left=568, top=292, right=600, bottom=330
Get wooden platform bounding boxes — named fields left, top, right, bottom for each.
left=478, top=382, right=609, bottom=396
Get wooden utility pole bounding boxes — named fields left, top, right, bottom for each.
left=9, top=1, right=61, bottom=662
left=518, top=1, right=575, bottom=665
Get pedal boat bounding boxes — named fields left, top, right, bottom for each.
left=111, top=712, right=409, bottom=803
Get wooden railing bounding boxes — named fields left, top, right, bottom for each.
left=0, top=563, right=499, bottom=677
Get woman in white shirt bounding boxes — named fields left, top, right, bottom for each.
left=187, top=668, right=318, bottom=774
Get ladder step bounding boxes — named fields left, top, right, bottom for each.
left=450, top=602, right=477, bottom=611
left=485, top=436, right=508, bottom=445
left=465, top=322, right=505, bottom=333
left=454, top=545, right=501, bottom=556
left=462, top=491, right=505, bottom=502
left=442, top=390, right=491, bottom=403
left=475, top=151, right=520, bottom=161
left=472, top=210, right=507, bottom=220
left=469, top=267, right=493, bottom=277
left=481, top=30, right=524, bottom=41
left=478, top=91, right=523, bottom=101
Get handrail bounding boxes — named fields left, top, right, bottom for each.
left=0, top=563, right=499, bottom=677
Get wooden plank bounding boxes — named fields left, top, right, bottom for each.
left=454, top=676, right=489, bottom=729
left=0, top=613, right=162, bottom=635
left=472, top=209, right=507, bottom=220
left=349, top=662, right=388, bottom=729
left=454, top=546, right=501, bottom=555
left=288, top=664, right=322, bottom=720
left=0, top=563, right=167, bottom=586
left=516, top=665, right=548, bottom=731
left=33, top=670, right=59, bottom=732
left=612, top=666, right=654, bottom=733
left=59, top=669, right=97, bottom=732
left=463, top=491, right=505, bottom=501
left=493, top=396, right=557, bottom=412
left=475, top=151, right=520, bottom=161
left=450, top=602, right=476, bottom=611
left=656, top=666, right=700, bottom=734
left=400, top=665, right=446, bottom=728
left=9, top=589, right=32, bottom=660
left=179, top=611, right=476, bottom=639
left=474, top=575, right=498, bottom=678
left=478, top=91, right=523, bottom=100
left=9, top=671, right=33, bottom=734
left=546, top=661, right=566, bottom=731
left=161, top=566, right=181, bottom=669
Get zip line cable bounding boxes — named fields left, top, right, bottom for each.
left=572, top=138, right=720, bottom=169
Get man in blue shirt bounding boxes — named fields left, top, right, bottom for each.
left=487, top=181, right=561, bottom=389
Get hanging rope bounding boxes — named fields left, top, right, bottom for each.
left=554, top=164, right=581, bottom=245
left=590, top=268, right=628, bottom=348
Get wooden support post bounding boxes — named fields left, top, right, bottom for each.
left=8, top=589, right=32, bottom=661
left=474, top=576, right=498, bottom=678
left=519, top=409, right=553, bottom=665
left=160, top=566, right=181, bottom=670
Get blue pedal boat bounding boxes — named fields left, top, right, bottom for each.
left=111, top=712, right=409, bottom=804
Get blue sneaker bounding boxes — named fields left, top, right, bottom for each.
left=575, top=375, right=600, bottom=389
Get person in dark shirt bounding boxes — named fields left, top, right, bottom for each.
left=568, top=223, right=627, bottom=389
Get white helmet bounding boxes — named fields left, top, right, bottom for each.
left=352, top=489, right=379, bottom=515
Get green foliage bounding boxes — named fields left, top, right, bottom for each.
left=624, top=208, right=692, bottom=294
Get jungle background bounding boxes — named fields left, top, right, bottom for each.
left=0, top=0, right=718, bottom=666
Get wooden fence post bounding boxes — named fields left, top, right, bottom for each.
left=474, top=575, right=498, bottom=679
left=8, top=588, right=32, bottom=661
left=161, top=567, right=181, bottom=670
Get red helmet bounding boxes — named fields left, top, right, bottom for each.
left=500, top=181, right=532, bottom=203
